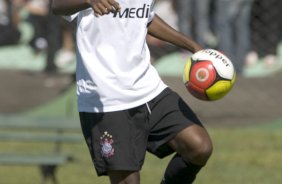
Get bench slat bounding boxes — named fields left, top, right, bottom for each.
left=0, top=116, right=81, bottom=130
left=0, top=132, right=82, bottom=143
left=0, top=154, right=73, bottom=165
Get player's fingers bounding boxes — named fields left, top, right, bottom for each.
left=92, top=5, right=103, bottom=16
left=97, top=2, right=109, bottom=14
left=108, top=0, right=121, bottom=12
left=90, top=0, right=120, bottom=15
left=102, top=1, right=115, bottom=13
left=101, top=0, right=120, bottom=13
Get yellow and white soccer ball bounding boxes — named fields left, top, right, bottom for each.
left=183, top=49, right=236, bottom=101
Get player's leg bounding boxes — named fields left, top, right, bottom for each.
left=169, top=124, right=212, bottom=166
left=108, top=171, right=140, bottom=184
left=162, top=124, right=213, bottom=184
left=146, top=88, right=213, bottom=184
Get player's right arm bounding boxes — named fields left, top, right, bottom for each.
left=51, top=0, right=121, bottom=16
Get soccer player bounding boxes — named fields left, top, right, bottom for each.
left=51, top=0, right=213, bottom=183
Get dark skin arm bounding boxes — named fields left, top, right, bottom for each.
left=51, top=0, right=120, bottom=16
left=148, top=14, right=203, bottom=53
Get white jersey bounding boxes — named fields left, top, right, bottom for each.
left=68, top=0, right=167, bottom=112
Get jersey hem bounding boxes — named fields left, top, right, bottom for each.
left=78, top=86, right=168, bottom=113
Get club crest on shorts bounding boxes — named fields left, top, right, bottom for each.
left=100, top=131, right=114, bottom=158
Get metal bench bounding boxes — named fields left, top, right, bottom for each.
left=0, top=116, right=83, bottom=184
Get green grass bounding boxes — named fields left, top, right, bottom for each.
left=197, top=126, right=282, bottom=184
left=1, top=123, right=282, bottom=184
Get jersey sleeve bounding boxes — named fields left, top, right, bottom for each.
left=63, top=13, right=78, bottom=22
left=148, top=11, right=155, bottom=23
left=148, top=0, right=156, bottom=23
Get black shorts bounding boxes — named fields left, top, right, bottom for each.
left=79, top=88, right=203, bottom=176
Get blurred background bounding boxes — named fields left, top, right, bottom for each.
left=0, top=0, right=282, bottom=183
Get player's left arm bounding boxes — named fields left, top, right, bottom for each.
left=51, top=0, right=120, bottom=16
left=147, top=14, right=203, bottom=53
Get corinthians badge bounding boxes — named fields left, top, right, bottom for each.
left=100, top=131, right=114, bottom=158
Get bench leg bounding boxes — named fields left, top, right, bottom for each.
left=40, top=165, right=58, bottom=184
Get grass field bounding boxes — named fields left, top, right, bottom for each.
left=1, top=119, right=282, bottom=184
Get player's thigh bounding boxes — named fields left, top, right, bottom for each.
left=168, top=124, right=213, bottom=164
left=147, top=88, right=209, bottom=159
left=108, top=171, right=140, bottom=184
left=146, top=88, right=212, bottom=163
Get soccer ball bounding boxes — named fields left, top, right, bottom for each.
left=183, top=49, right=236, bottom=101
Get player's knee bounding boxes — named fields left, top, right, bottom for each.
left=183, top=137, right=213, bottom=165
left=194, top=140, right=213, bottom=165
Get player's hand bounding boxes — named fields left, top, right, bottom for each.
left=86, top=0, right=121, bottom=16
